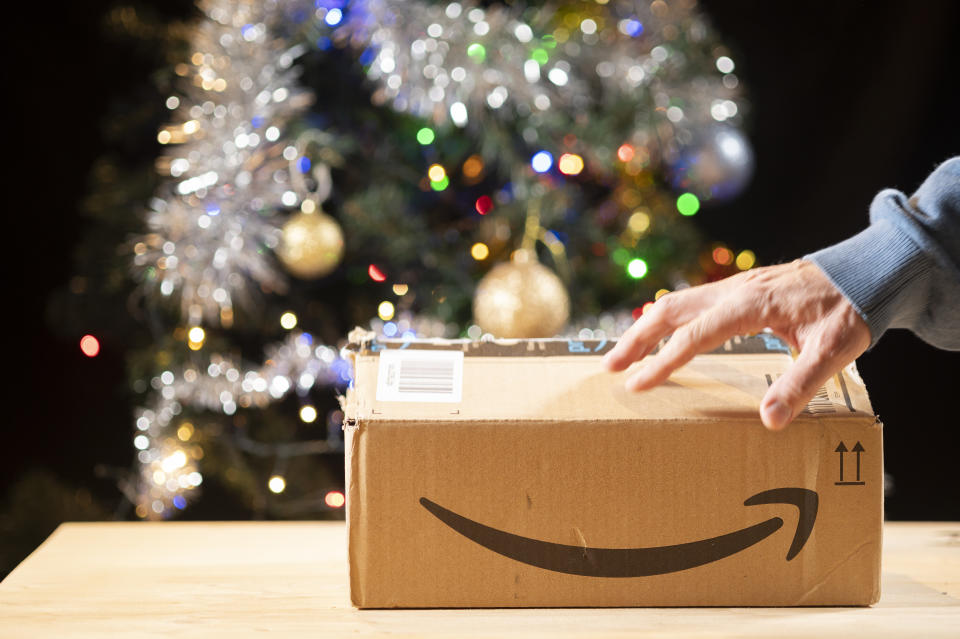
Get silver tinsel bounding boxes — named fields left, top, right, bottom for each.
left=131, top=0, right=749, bottom=518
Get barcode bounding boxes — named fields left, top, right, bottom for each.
left=803, top=386, right=836, bottom=415
left=398, top=359, right=455, bottom=395
left=377, top=349, right=464, bottom=403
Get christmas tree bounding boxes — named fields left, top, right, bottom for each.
left=60, top=0, right=755, bottom=520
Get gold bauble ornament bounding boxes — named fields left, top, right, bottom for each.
left=473, top=257, right=570, bottom=338
left=277, top=211, right=344, bottom=279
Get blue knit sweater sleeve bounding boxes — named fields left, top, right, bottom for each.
left=805, top=157, right=960, bottom=350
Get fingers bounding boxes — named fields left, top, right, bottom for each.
left=602, top=283, right=727, bottom=372
left=624, top=300, right=759, bottom=392
left=759, top=345, right=843, bottom=431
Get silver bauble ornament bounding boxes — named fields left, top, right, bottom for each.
left=667, top=124, right=754, bottom=202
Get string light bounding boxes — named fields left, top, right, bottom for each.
left=617, top=144, right=635, bottom=162
left=280, top=312, right=298, bottom=329
left=736, top=250, right=757, bottom=270
left=463, top=155, right=484, bottom=179
left=378, top=300, right=396, bottom=320
left=268, top=475, right=286, bottom=494
left=531, top=150, right=553, bottom=173
left=627, top=257, right=648, bottom=279
left=299, top=405, right=318, bottom=423
left=187, top=326, right=206, bottom=350
left=392, top=283, right=409, bottom=296
left=712, top=247, right=734, bottom=266
left=471, top=242, right=490, bottom=260
left=558, top=153, right=584, bottom=175
left=416, top=127, right=435, bottom=145
left=427, top=164, right=446, bottom=182
left=177, top=423, right=194, bottom=441
left=677, top=193, right=700, bottom=216
left=475, top=195, right=493, bottom=215
left=79, top=335, right=100, bottom=357
left=368, top=264, right=387, bottom=282
left=325, top=490, right=346, bottom=508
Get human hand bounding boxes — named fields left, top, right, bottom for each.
left=602, top=260, right=871, bottom=430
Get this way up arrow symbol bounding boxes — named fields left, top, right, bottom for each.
left=835, top=441, right=848, bottom=482
left=852, top=441, right=865, bottom=482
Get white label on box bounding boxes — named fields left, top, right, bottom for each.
left=376, top=349, right=464, bottom=403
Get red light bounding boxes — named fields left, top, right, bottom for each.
left=631, top=307, right=643, bottom=321
left=617, top=144, right=635, bottom=163
left=325, top=490, right=345, bottom=508
left=368, top=264, right=387, bottom=282
left=475, top=195, right=494, bottom=215
left=80, top=335, right=100, bottom=357
left=712, top=247, right=734, bottom=266
left=642, top=301, right=655, bottom=314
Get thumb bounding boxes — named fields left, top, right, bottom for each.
left=760, top=348, right=838, bottom=431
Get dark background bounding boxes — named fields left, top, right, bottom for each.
left=3, top=0, right=958, bottom=573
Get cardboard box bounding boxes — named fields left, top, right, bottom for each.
left=343, top=332, right=882, bottom=608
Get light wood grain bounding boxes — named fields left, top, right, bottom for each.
left=1, top=522, right=957, bottom=638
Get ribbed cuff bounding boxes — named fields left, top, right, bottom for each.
left=805, top=219, right=933, bottom=348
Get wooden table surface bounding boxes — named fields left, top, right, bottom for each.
left=1, top=521, right=957, bottom=638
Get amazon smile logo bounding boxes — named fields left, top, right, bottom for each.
left=419, top=487, right=818, bottom=578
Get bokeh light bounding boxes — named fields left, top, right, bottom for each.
left=475, top=195, right=494, bottom=215
left=531, top=150, right=553, bottom=173
left=558, top=153, right=584, bottom=175
left=471, top=242, right=490, bottom=260
left=280, top=312, right=297, bottom=329
left=325, top=490, right=346, bottom=508
left=617, top=143, right=635, bottom=162
left=712, top=247, right=734, bottom=266
left=268, top=475, right=286, bottom=494
left=736, top=250, right=756, bottom=270
left=677, top=192, right=700, bottom=216
left=80, top=335, right=100, bottom=357
left=627, top=257, right=648, bottom=279
left=463, top=155, right=484, bottom=179
left=416, top=127, right=435, bottom=145
left=368, top=264, right=387, bottom=282
left=378, top=300, right=396, bottom=320
left=299, top=405, right=318, bottom=423
left=427, top=164, right=446, bottom=182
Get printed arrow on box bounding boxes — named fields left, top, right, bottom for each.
left=420, top=487, right=818, bottom=578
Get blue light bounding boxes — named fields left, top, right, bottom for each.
left=251, top=116, right=264, bottom=128
left=316, top=37, right=332, bottom=51
left=402, top=330, right=416, bottom=340
left=300, top=332, right=314, bottom=345
left=358, top=48, right=376, bottom=65
left=205, top=204, right=220, bottom=216
left=298, top=156, right=312, bottom=173
left=325, top=8, right=343, bottom=26
left=173, top=496, right=187, bottom=509
left=383, top=322, right=398, bottom=337
left=625, top=19, right=644, bottom=37
left=241, top=23, right=254, bottom=37
left=531, top=151, right=553, bottom=173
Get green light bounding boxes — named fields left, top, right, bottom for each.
left=627, top=258, right=648, bottom=279
left=541, top=34, right=557, bottom=49
left=677, top=192, right=700, bottom=216
left=611, top=247, right=630, bottom=265
left=430, top=176, right=450, bottom=191
left=467, top=43, right=486, bottom=63
left=416, top=127, right=435, bottom=145
left=531, top=48, right=549, bottom=64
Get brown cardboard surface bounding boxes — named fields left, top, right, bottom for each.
left=345, top=335, right=882, bottom=608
